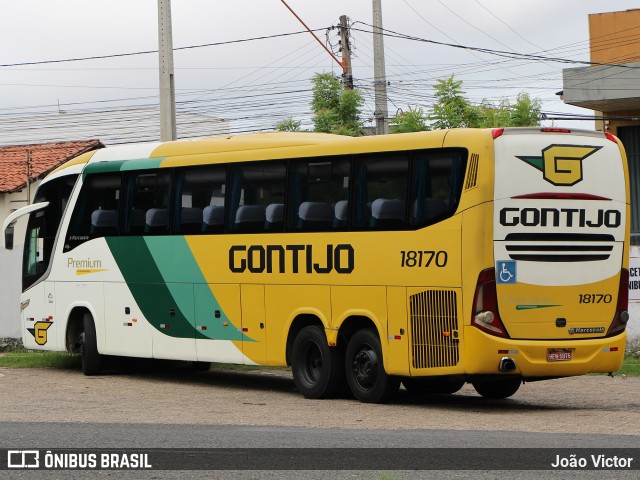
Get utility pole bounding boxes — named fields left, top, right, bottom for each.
left=372, top=0, right=389, bottom=135
left=25, top=150, right=31, bottom=205
left=158, top=0, right=176, bottom=141
left=339, top=15, right=353, bottom=89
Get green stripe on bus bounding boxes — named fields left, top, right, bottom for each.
left=106, top=236, right=247, bottom=342
left=82, top=158, right=165, bottom=179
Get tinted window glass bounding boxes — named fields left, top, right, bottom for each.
left=123, top=171, right=171, bottom=235
left=65, top=174, right=121, bottom=250
left=353, top=154, right=409, bottom=230
left=410, top=150, right=466, bottom=228
left=173, top=166, right=226, bottom=234
left=228, top=163, right=286, bottom=233
left=288, top=158, right=351, bottom=232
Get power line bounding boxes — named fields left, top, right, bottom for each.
left=0, top=29, right=329, bottom=68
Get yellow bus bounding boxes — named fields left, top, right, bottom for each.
left=3, top=128, right=630, bottom=403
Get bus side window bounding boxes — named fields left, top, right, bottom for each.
left=173, top=166, right=226, bottom=235
left=123, top=172, right=171, bottom=235
left=228, top=162, right=286, bottom=233
left=288, top=158, right=350, bottom=232
left=65, top=173, right=122, bottom=250
left=410, top=151, right=466, bottom=228
left=353, top=154, right=409, bottom=230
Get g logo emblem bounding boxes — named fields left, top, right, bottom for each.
left=517, top=144, right=601, bottom=186
left=27, top=321, right=52, bottom=346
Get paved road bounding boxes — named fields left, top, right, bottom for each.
left=1, top=364, right=639, bottom=479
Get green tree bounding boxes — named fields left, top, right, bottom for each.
left=275, top=118, right=302, bottom=132
left=428, top=75, right=542, bottom=129
left=477, top=94, right=542, bottom=128
left=391, top=106, right=429, bottom=133
left=428, top=75, right=481, bottom=129
left=311, top=73, right=364, bottom=136
left=510, top=92, right=542, bottom=127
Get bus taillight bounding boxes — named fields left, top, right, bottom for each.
left=606, top=268, right=629, bottom=337
left=472, top=268, right=509, bottom=338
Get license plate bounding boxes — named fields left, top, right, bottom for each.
left=547, top=349, right=573, bottom=362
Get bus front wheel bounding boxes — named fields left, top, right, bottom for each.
left=345, top=328, right=400, bottom=403
left=291, top=325, right=344, bottom=399
left=472, top=378, right=521, bottom=399
left=81, top=312, right=103, bottom=376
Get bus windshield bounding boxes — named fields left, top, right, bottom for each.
left=23, top=174, right=78, bottom=291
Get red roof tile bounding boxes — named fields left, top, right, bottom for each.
left=0, top=139, right=103, bottom=193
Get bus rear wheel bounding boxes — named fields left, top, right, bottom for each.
left=81, top=312, right=103, bottom=376
left=403, top=377, right=465, bottom=395
left=291, top=325, right=344, bottom=399
left=472, top=378, right=521, bottom=399
left=345, top=328, right=400, bottom=403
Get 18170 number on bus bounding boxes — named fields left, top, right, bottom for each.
left=400, top=250, right=448, bottom=268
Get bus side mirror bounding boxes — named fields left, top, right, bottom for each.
left=4, top=225, right=14, bottom=250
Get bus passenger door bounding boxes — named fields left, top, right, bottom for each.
left=195, top=283, right=245, bottom=364
left=240, top=284, right=267, bottom=365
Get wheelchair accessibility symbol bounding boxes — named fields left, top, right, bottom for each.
left=496, top=261, right=517, bottom=284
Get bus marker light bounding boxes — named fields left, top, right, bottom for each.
left=123, top=322, right=132, bottom=327
left=498, top=349, right=519, bottom=355
left=329, top=341, right=336, bottom=346
left=47, top=316, right=53, bottom=321
left=603, top=347, right=619, bottom=352
left=542, top=128, right=571, bottom=133
left=442, top=331, right=450, bottom=337
left=394, top=335, right=402, bottom=340
left=132, top=318, right=137, bottom=323
left=27, top=317, right=34, bottom=322
left=242, top=327, right=248, bottom=332
left=223, top=322, right=229, bottom=326
left=20, top=300, right=30, bottom=311
left=605, top=132, right=618, bottom=144
left=160, top=323, right=170, bottom=329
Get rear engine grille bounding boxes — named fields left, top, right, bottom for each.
left=410, top=290, right=459, bottom=369
left=504, top=233, right=615, bottom=262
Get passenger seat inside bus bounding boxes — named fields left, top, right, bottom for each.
left=265, top=203, right=284, bottom=231
left=298, top=201, right=333, bottom=231
left=145, top=208, right=168, bottom=234
left=202, top=205, right=224, bottom=233
left=234, top=205, right=266, bottom=233
left=333, top=200, right=348, bottom=228
left=90, top=209, right=118, bottom=236
left=370, top=198, right=405, bottom=229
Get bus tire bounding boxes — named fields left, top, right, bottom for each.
left=472, top=378, right=521, bottom=399
left=81, top=312, right=103, bottom=376
left=403, top=377, right=465, bottom=395
left=345, top=328, right=400, bottom=403
left=291, top=325, right=344, bottom=399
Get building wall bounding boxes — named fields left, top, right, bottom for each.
left=0, top=182, right=39, bottom=338
left=590, top=9, right=640, bottom=64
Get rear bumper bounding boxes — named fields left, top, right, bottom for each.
left=462, top=326, right=626, bottom=377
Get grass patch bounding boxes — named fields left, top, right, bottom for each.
left=0, top=350, right=637, bottom=377
left=0, top=351, right=81, bottom=369
left=617, top=355, right=640, bottom=377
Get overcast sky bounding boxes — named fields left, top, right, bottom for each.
left=0, top=0, right=636, bottom=143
